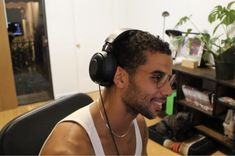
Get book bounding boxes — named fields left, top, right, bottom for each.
left=182, top=85, right=214, bottom=112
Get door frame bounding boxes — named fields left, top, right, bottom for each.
left=0, top=0, right=18, bottom=111
left=41, top=0, right=54, bottom=99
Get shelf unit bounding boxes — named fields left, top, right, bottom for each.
left=173, top=64, right=235, bottom=153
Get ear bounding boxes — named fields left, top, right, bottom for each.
left=113, top=66, right=128, bottom=88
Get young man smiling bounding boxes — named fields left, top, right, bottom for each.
left=40, top=29, right=174, bottom=155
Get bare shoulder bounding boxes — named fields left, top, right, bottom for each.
left=40, top=121, right=94, bottom=155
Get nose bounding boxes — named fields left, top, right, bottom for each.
left=160, top=81, right=173, bottom=97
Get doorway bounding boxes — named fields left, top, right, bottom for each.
left=5, top=0, right=53, bottom=105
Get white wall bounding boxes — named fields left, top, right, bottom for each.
left=72, top=0, right=119, bottom=93
left=117, top=0, right=233, bottom=40
left=45, top=1, right=78, bottom=98
left=45, top=0, right=233, bottom=98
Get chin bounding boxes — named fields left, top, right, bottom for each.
left=146, top=105, right=163, bottom=118
left=142, top=111, right=159, bottom=119
left=150, top=109, right=165, bottom=119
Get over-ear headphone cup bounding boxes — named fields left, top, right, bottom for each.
left=89, top=52, right=117, bottom=86
left=89, top=29, right=135, bottom=86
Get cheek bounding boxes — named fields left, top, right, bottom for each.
left=137, top=79, right=157, bottom=95
left=135, top=76, right=156, bottom=93
left=137, top=83, right=164, bottom=100
left=140, top=86, right=155, bottom=96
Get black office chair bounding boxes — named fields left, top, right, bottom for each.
left=0, top=93, right=93, bottom=155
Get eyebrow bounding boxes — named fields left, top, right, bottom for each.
left=150, top=70, right=165, bottom=75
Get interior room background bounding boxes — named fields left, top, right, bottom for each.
left=2, top=0, right=233, bottom=104
left=44, top=0, right=232, bottom=99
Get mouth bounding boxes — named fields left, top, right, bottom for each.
left=150, top=98, right=166, bottom=112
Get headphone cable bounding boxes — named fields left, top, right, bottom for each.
left=98, top=85, right=120, bottom=155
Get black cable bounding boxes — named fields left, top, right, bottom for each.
left=98, top=85, right=120, bottom=155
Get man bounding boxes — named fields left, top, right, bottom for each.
left=40, top=29, right=174, bottom=155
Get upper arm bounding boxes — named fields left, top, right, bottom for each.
left=136, top=115, right=148, bottom=155
left=39, top=122, right=94, bottom=155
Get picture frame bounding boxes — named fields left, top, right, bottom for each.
left=178, top=37, right=204, bottom=66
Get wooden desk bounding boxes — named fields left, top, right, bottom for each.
left=145, top=118, right=225, bottom=156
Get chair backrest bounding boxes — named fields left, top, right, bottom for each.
left=0, top=93, right=93, bottom=155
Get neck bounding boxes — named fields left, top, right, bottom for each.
left=99, top=106, right=133, bottom=138
left=98, top=89, right=136, bottom=134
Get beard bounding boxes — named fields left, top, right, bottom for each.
left=122, top=78, right=164, bottom=119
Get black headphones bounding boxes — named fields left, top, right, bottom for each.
left=89, top=28, right=135, bottom=86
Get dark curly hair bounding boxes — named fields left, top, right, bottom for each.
left=112, top=30, right=171, bottom=74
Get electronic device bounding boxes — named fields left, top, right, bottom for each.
left=8, top=22, right=24, bottom=36
left=89, top=28, right=135, bottom=86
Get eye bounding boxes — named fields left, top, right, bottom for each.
left=151, top=71, right=165, bottom=82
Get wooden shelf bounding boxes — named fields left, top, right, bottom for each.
left=173, top=64, right=235, bottom=152
left=173, top=64, right=235, bottom=88
left=173, top=64, right=215, bottom=80
left=195, top=125, right=235, bottom=149
left=216, top=99, right=235, bottom=109
left=178, top=99, right=213, bottom=116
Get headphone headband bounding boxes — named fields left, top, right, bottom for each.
left=105, top=28, right=132, bottom=43
left=102, top=28, right=133, bottom=52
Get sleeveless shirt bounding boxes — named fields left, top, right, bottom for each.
left=40, top=104, right=143, bottom=155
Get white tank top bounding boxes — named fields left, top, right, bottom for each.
left=40, top=104, right=143, bottom=155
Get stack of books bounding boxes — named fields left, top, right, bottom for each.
left=182, top=85, right=215, bottom=112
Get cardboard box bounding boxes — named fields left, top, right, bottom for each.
left=181, top=59, right=198, bottom=69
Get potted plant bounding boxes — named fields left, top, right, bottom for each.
left=174, top=1, right=235, bottom=80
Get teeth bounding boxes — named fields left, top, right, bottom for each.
left=153, top=101, right=161, bottom=105
left=151, top=99, right=164, bottom=110
left=156, top=103, right=162, bottom=109
left=152, top=99, right=164, bottom=104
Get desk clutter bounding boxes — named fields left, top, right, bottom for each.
left=149, top=112, right=216, bottom=155
left=154, top=112, right=195, bottom=142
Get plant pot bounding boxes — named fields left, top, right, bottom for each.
left=215, top=61, right=234, bottom=80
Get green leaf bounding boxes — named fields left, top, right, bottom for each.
left=225, top=10, right=235, bottom=25
left=227, top=1, right=235, bottom=9
left=185, top=28, right=192, bottom=36
left=175, top=36, right=185, bottom=45
left=208, top=6, right=223, bottom=23
left=231, top=10, right=235, bottom=21
left=174, top=15, right=191, bottom=28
